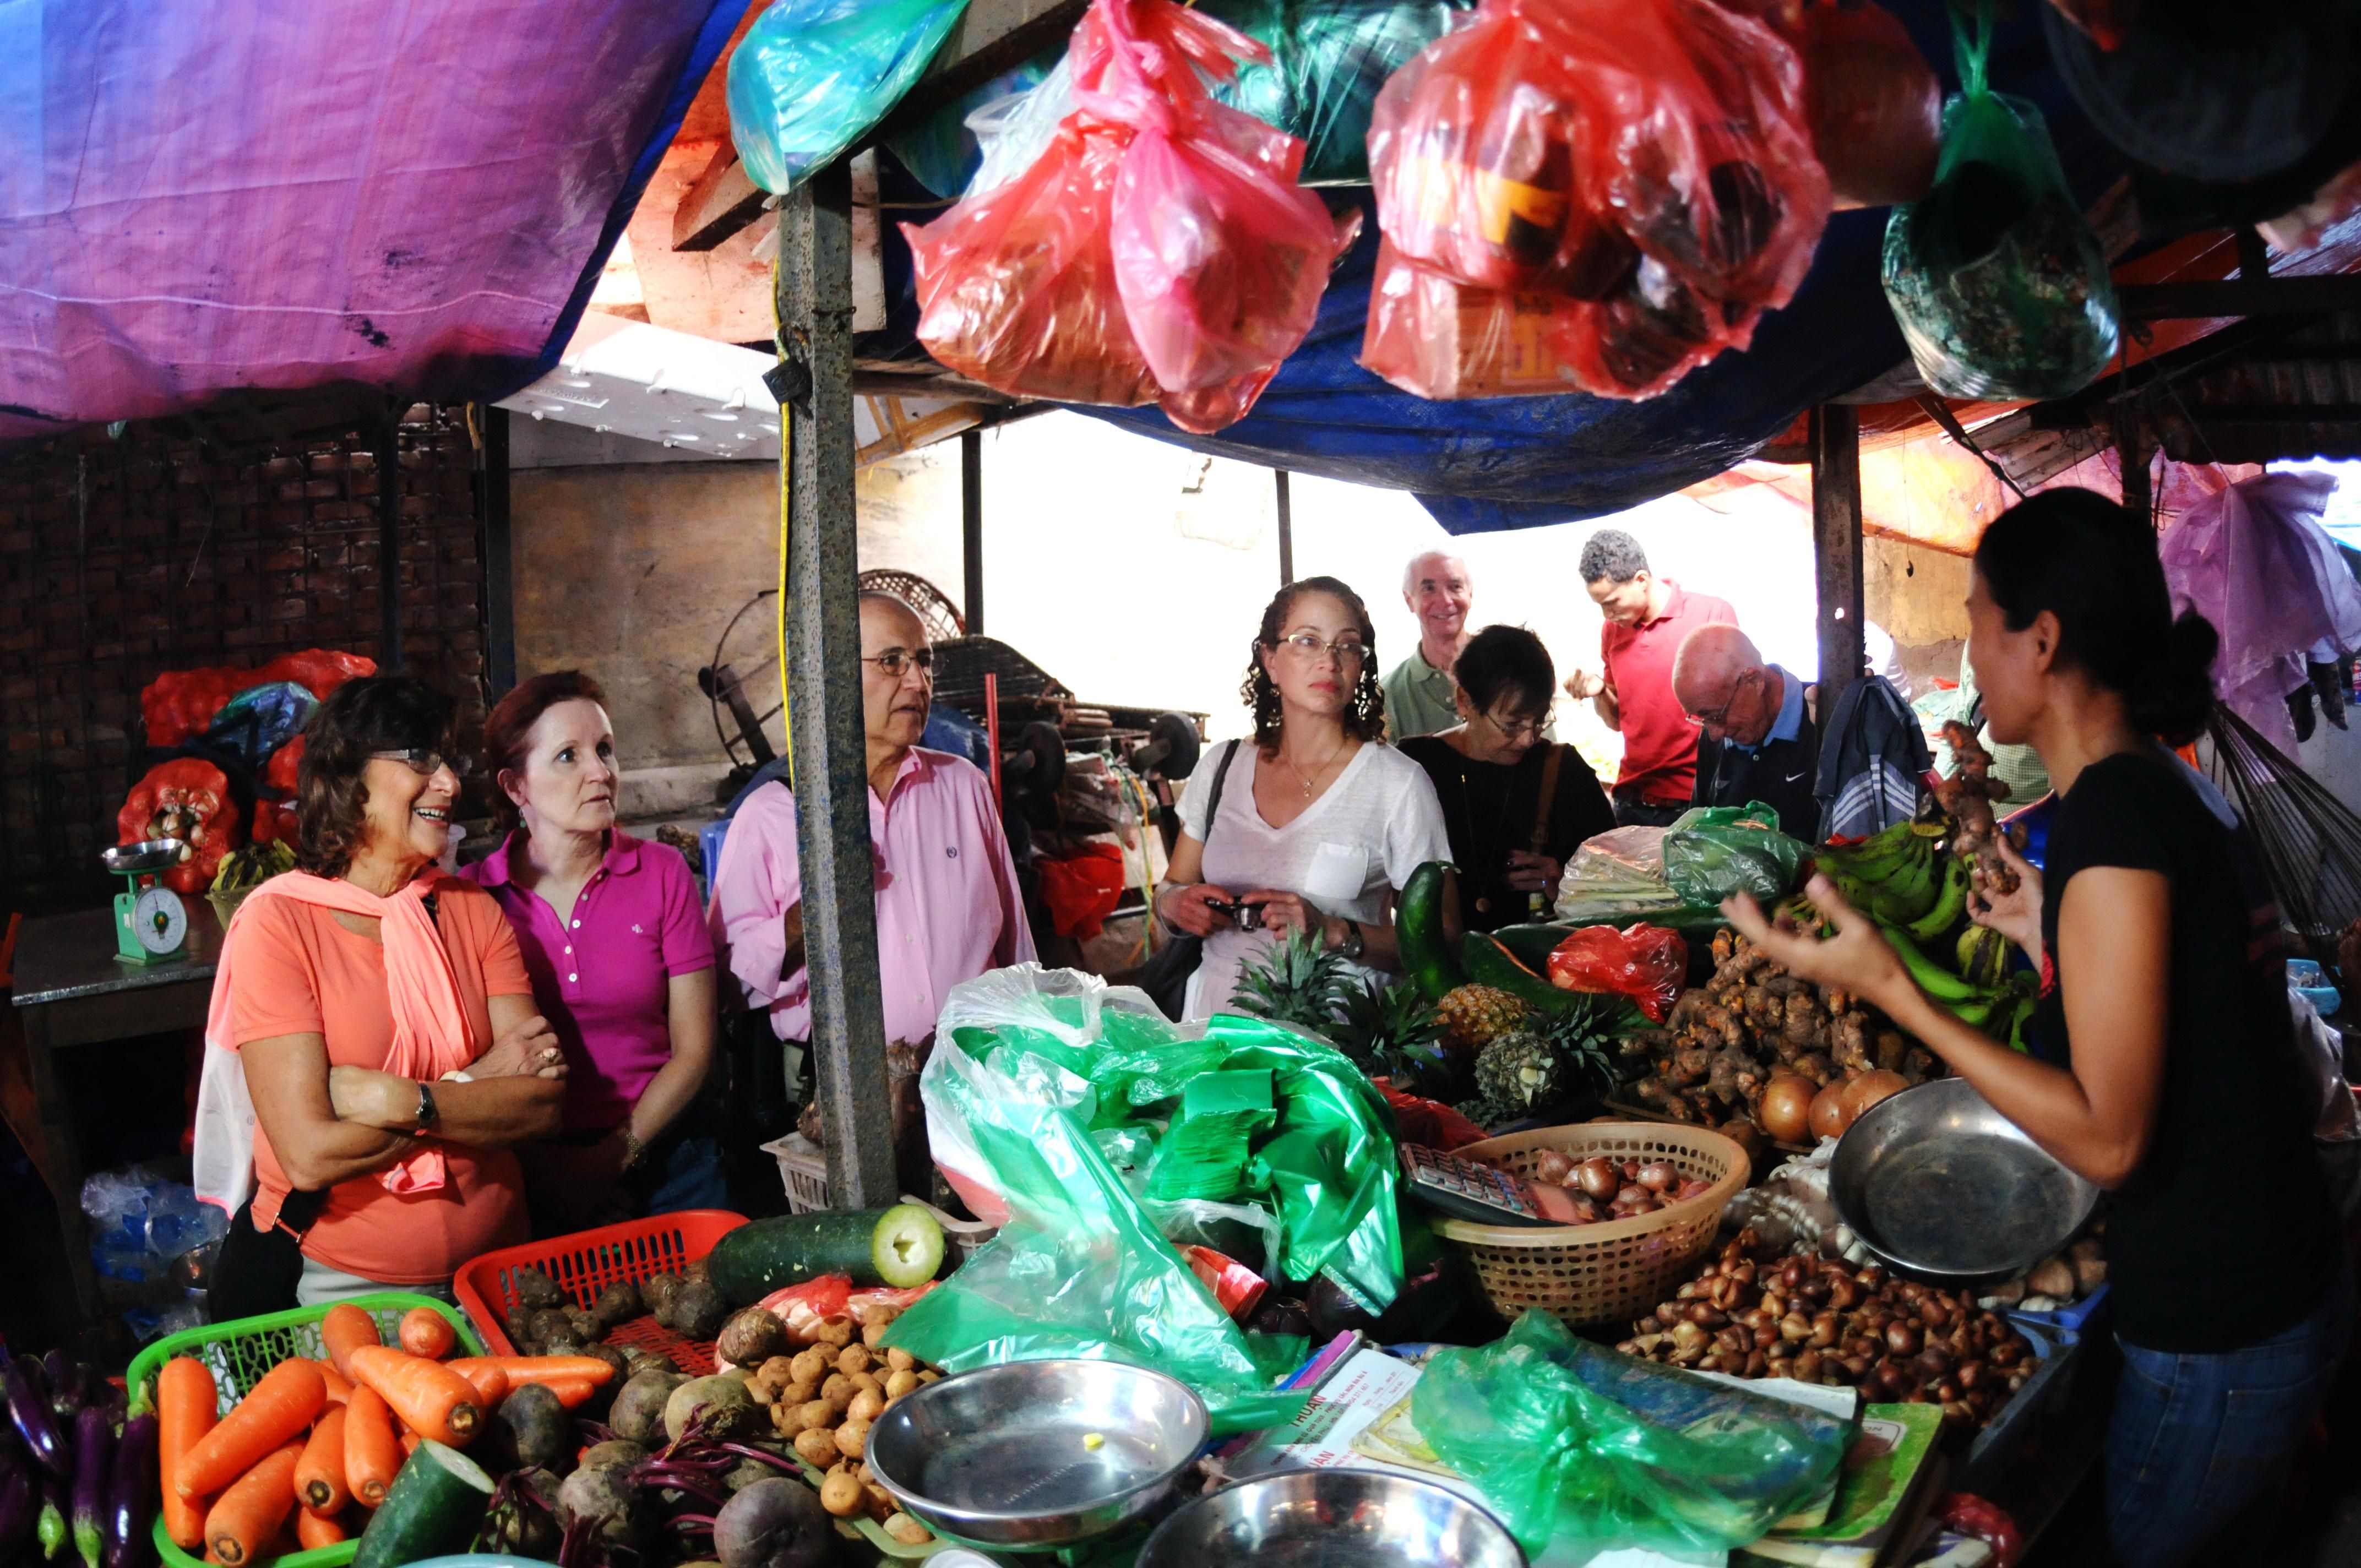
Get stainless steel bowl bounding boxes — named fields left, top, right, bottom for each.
left=101, top=838, right=187, bottom=875
left=1830, top=1076, right=2099, bottom=1286
left=863, top=1360, right=1208, bottom=1548
left=1139, top=1471, right=1526, bottom=1568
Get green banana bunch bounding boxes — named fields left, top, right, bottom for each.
left=1901, top=856, right=1970, bottom=941
left=1957, top=924, right=2011, bottom=989
left=1885, top=925, right=1982, bottom=1000
left=1868, top=846, right=1940, bottom=924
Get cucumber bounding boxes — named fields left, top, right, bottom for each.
left=1460, top=930, right=1579, bottom=1015
left=707, top=1205, right=947, bottom=1305
left=352, top=1440, right=493, bottom=1568
left=1396, top=861, right=1464, bottom=1002
left=1489, top=922, right=1575, bottom=970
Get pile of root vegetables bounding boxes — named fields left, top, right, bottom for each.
left=1616, top=1228, right=2039, bottom=1435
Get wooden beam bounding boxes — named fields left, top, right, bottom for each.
left=1810, top=405, right=1865, bottom=719
left=673, top=143, right=771, bottom=253
left=2117, top=275, right=2361, bottom=319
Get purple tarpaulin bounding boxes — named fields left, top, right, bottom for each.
left=0, top=0, right=741, bottom=442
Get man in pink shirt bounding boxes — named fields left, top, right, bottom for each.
left=709, top=593, right=1035, bottom=1061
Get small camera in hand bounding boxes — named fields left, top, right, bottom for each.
left=1205, top=899, right=1265, bottom=931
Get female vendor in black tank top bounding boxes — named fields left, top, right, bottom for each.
left=1725, top=489, right=2349, bottom=1568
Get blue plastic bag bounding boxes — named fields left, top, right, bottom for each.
left=727, top=0, right=971, bottom=195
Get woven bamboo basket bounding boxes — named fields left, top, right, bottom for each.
left=1434, top=1121, right=1750, bottom=1329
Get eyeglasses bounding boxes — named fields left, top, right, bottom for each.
left=373, top=748, right=472, bottom=778
left=1684, top=671, right=1754, bottom=732
left=1276, top=633, right=1370, bottom=667
left=861, top=648, right=937, bottom=680
left=1482, top=711, right=1548, bottom=742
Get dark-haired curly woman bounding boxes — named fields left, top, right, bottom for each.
left=202, top=676, right=564, bottom=1314
left=1723, top=489, right=2349, bottom=1566
left=1152, top=576, right=1450, bottom=1020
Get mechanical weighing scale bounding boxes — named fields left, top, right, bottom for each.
left=102, top=838, right=191, bottom=966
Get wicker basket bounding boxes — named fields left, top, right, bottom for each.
left=1434, top=1122, right=1750, bottom=1329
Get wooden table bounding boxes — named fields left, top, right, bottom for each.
left=12, top=900, right=225, bottom=1329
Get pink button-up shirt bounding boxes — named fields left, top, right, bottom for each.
left=464, top=829, right=714, bottom=1133
left=709, top=747, right=1035, bottom=1045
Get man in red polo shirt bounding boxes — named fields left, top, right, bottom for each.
left=1564, top=529, right=1737, bottom=827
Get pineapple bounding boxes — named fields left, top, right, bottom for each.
left=1233, top=929, right=1354, bottom=1031
left=1330, top=977, right=1458, bottom=1101
left=1468, top=995, right=1629, bottom=1125
left=1435, top=984, right=1530, bottom=1057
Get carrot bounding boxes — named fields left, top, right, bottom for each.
left=319, top=1304, right=380, bottom=1381
left=398, top=1431, right=420, bottom=1456
left=346, top=1345, right=481, bottom=1447
left=203, top=1442, right=303, bottom=1567
left=396, top=1307, right=456, bottom=1360
left=314, top=1361, right=353, bottom=1405
left=158, top=1358, right=222, bottom=1549
left=473, top=1354, right=618, bottom=1389
left=540, top=1377, right=600, bottom=1411
left=341, top=1385, right=401, bottom=1509
left=443, top=1358, right=508, bottom=1408
left=176, top=1360, right=326, bottom=1500
left=295, top=1506, right=347, bottom=1550
left=293, top=1404, right=350, bottom=1513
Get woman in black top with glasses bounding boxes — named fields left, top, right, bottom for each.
left=1399, top=625, right=1614, bottom=931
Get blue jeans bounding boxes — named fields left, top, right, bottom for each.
left=2102, top=1261, right=2354, bottom=1566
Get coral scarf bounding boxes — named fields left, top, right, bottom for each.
left=195, top=871, right=475, bottom=1212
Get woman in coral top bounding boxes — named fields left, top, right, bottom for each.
left=213, top=676, right=567, bottom=1313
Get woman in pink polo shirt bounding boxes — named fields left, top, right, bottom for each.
left=466, top=672, right=723, bottom=1232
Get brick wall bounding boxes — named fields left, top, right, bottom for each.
left=0, top=404, right=490, bottom=910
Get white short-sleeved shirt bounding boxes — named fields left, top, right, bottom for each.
left=1176, top=740, right=1452, bottom=1020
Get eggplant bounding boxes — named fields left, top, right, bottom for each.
left=101, top=1415, right=154, bottom=1568
left=6, top=1360, right=68, bottom=1479
left=0, top=1466, right=35, bottom=1555
left=40, top=1355, right=81, bottom=1424
left=70, top=1408, right=110, bottom=1568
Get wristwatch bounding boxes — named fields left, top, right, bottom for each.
left=412, top=1081, right=440, bottom=1133
left=1336, top=919, right=1366, bottom=962
left=617, top=1128, right=648, bottom=1172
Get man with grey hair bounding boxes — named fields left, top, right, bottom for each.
left=1381, top=549, right=1474, bottom=739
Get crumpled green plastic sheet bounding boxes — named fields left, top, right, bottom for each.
left=1203, top=0, right=1473, bottom=184
left=1413, top=1311, right=1852, bottom=1562
left=902, top=965, right=1407, bottom=1431
left=1661, top=803, right=1809, bottom=908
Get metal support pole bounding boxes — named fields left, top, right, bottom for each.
left=1275, top=470, right=1294, bottom=586
left=481, top=405, right=517, bottom=695
left=2114, top=404, right=2153, bottom=526
left=778, top=160, right=896, bottom=1208
left=377, top=412, right=404, bottom=672
left=1810, top=404, right=1864, bottom=717
left=961, top=429, right=984, bottom=635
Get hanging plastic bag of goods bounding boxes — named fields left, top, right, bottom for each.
left=1361, top=0, right=1833, bottom=402
left=1880, top=4, right=2121, bottom=400
left=1204, top=0, right=1475, bottom=185
left=903, top=0, right=1361, bottom=433
left=727, top=0, right=972, bottom=195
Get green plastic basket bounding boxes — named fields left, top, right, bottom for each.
left=126, top=1294, right=483, bottom=1568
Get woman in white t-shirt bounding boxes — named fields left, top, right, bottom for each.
left=1155, top=576, right=1451, bottom=1020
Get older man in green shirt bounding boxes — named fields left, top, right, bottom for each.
left=1383, top=550, right=1473, bottom=738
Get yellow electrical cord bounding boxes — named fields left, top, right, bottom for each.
left=774, top=260, right=795, bottom=791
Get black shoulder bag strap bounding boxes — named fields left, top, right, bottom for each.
left=1139, top=740, right=1242, bottom=1020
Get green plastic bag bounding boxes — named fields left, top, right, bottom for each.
left=1412, top=1311, right=1852, bottom=1559
left=1880, top=2, right=2119, bottom=400
left=1661, top=804, right=1809, bottom=907
left=1202, top=0, right=1473, bottom=184
left=727, top=0, right=970, bottom=195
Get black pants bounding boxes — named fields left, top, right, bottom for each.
left=207, top=1189, right=324, bottom=1323
left=1612, top=792, right=1690, bottom=829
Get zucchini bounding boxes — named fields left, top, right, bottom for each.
left=707, top=1205, right=946, bottom=1305
left=1460, top=930, right=1579, bottom=1015
left=1396, top=861, right=1463, bottom=1003
left=352, top=1441, right=493, bottom=1568
left=1489, top=922, right=1575, bottom=970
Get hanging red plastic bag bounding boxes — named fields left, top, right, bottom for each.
left=118, top=758, right=241, bottom=895
left=1546, top=923, right=1687, bottom=1022
left=1801, top=1, right=1941, bottom=210
left=1037, top=841, right=1128, bottom=938
left=1361, top=240, right=1590, bottom=399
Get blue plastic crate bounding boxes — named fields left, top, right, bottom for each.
left=2006, top=1281, right=2110, bottom=1335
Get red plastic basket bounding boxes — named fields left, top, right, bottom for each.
left=452, top=1208, right=747, bottom=1376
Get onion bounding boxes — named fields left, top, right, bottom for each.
left=1576, top=1157, right=1622, bottom=1202
left=1808, top=1082, right=1853, bottom=1141
left=1842, top=1070, right=1908, bottom=1119
left=1758, top=1075, right=1815, bottom=1144
left=1636, top=1161, right=1677, bottom=1193
left=1532, top=1149, right=1576, bottom=1186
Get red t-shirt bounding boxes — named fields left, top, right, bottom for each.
left=1600, top=581, right=1739, bottom=803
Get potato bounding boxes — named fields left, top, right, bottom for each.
left=590, top=1280, right=643, bottom=1327
left=529, top=1308, right=576, bottom=1346
left=791, top=1399, right=836, bottom=1435
left=565, top=1308, right=599, bottom=1342
left=849, top=1372, right=883, bottom=1398
left=798, top=1428, right=842, bottom=1469
left=862, top=1320, right=891, bottom=1347
left=514, top=1266, right=566, bottom=1310
left=820, top=1373, right=856, bottom=1409
left=819, top=1466, right=863, bottom=1517
left=917, top=1370, right=940, bottom=1385
left=835, top=1418, right=872, bottom=1460
left=672, top=1281, right=731, bottom=1340
left=781, top=1378, right=819, bottom=1408
left=643, top=1272, right=684, bottom=1325
left=884, top=1347, right=916, bottom=1374
left=863, top=1482, right=895, bottom=1522
left=790, top=1347, right=832, bottom=1385
left=853, top=1302, right=902, bottom=1327
left=884, top=1370, right=920, bottom=1401
left=884, top=1513, right=932, bottom=1546
left=812, top=1316, right=856, bottom=1348
left=836, top=1344, right=873, bottom=1376
left=717, top=1307, right=791, bottom=1369
left=847, top=1389, right=885, bottom=1423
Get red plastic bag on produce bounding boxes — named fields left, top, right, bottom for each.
left=118, top=758, right=241, bottom=895
left=1801, top=1, right=1941, bottom=209
left=264, top=736, right=304, bottom=797
left=140, top=650, right=373, bottom=747
left=1363, top=0, right=1828, bottom=401
left=1378, top=1081, right=1487, bottom=1150
left=252, top=800, right=297, bottom=846
left=1183, top=1244, right=1268, bottom=1320
left=1546, top=923, right=1687, bottom=1022
left=1361, top=240, right=1589, bottom=399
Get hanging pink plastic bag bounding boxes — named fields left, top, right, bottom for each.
left=1546, top=923, right=1688, bottom=1023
